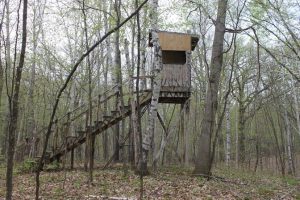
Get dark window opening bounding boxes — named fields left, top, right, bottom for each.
left=162, top=51, right=186, bottom=64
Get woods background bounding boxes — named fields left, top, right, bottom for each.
left=0, top=0, right=299, bottom=183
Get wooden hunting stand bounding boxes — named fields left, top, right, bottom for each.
left=148, top=30, right=199, bottom=165
left=149, top=30, right=199, bottom=104
left=43, top=30, right=199, bottom=169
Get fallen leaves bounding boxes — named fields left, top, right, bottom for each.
left=0, top=165, right=299, bottom=199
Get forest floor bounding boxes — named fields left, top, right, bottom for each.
left=0, top=163, right=299, bottom=200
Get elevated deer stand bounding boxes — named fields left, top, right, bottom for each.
left=149, top=30, right=199, bottom=165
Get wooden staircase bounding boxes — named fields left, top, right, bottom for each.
left=45, top=90, right=152, bottom=164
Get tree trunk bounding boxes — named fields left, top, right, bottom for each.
left=27, top=1, right=41, bottom=158
left=238, top=106, right=246, bottom=164
left=0, top=28, right=5, bottom=157
left=113, top=0, right=123, bottom=162
left=2, top=0, right=12, bottom=158
left=82, top=0, right=94, bottom=182
left=140, top=8, right=148, bottom=90
left=102, top=0, right=111, bottom=161
left=6, top=0, right=28, bottom=199
left=283, top=106, right=294, bottom=175
left=193, top=0, right=228, bottom=176
left=138, top=0, right=161, bottom=175
left=291, top=79, right=300, bottom=138
left=225, top=105, right=231, bottom=166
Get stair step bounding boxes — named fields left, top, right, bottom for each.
left=86, top=125, right=95, bottom=132
left=76, top=130, right=86, bottom=134
left=66, top=136, right=77, bottom=144
left=66, top=136, right=77, bottom=139
left=123, top=105, right=130, bottom=110
left=94, top=121, right=103, bottom=128
left=103, top=115, right=113, bottom=121
left=94, top=120, right=103, bottom=124
left=111, top=110, right=119, bottom=115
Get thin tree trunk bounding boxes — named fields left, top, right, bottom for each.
left=2, top=0, right=11, bottom=157
left=0, top=3, right=6, bottom=157
left=291, top=79, right=300, bottom=138
left=281, top=72, right=294, bottom=175
left=134, top=1, right=144, bottom=197
left=113, top=0, right=123, bottom=162
left=102, top=0, right=111, bottom=161
left=6, top=0, right=28, bottom=199
left=283, top=106, right=294, bottom=175
left=225, top=105, right=231, bottom=166
left=138, top=0, right=162, bottom=175
left=261, top=108, right=285, bottom=176
left=125, top=38, right=136, bottom=166
left=83, top=0, right=94, bottom=184
left=238, top=104, right=246, bottom=165
left=254, top=114, right=260, bottom=172
left=235, top=106, right=239, bottom=168
left=140, top=8, right=148, bottom=90
left=28, top=0, right=43, bottom=158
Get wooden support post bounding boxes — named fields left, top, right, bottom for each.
left=180, top=103, right=185, bottom=164
left=184, top=100, right=190, bottom=167
left=70, top=148, right=74, bottom=170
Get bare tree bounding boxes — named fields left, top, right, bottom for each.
left=6, top=0, right=28, bottom=199
left=193, top=0, right=228, bottom=176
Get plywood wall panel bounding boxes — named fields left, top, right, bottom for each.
left=161, top=64, right=191, bottom=92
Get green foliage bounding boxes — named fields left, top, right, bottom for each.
left=74, top=179, right=82, bottom=189
left=257, top=186, right=275, bottom=197
left=0, top=155, right=5, bottom=165
left=0, top=187, right=5, bottom=198
left=296, top=193, right=300, bottom=200
left=18, top=159, right=38, bottom=173
left=283, top=176, right=300, bottom=186
left=44, top=160, right=60, bottom=171
left=249, top=0, right=269, bottom=22
left=53, top=187, right=64, bottom=196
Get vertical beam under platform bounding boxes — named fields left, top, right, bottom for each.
left=70, top=148, right=74, bottom=170
left=179, top=100, right=190, bottom=166
left=184, top=100, right=190, bottom=166
left=180, top=103, right=185, bottom=164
